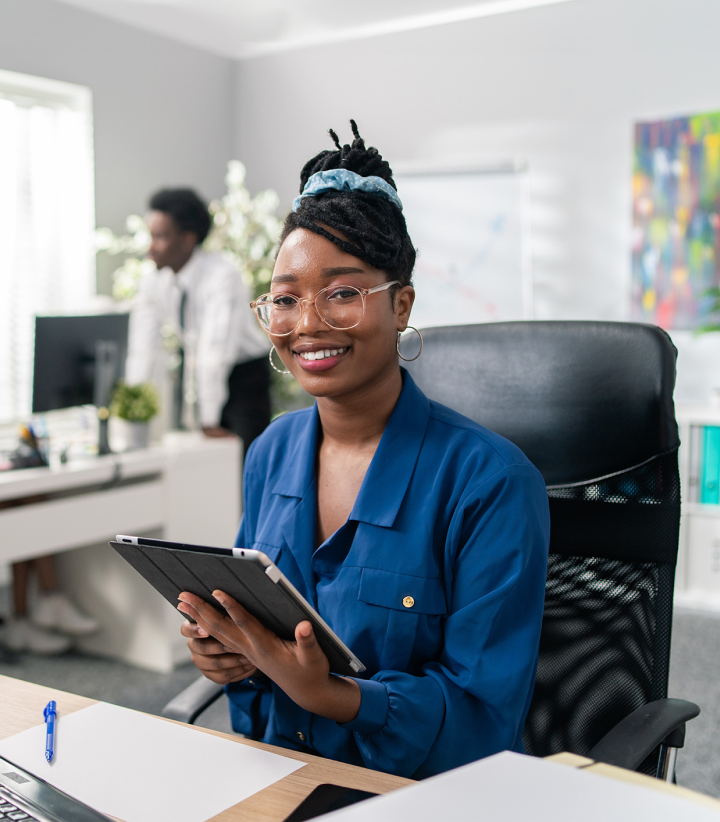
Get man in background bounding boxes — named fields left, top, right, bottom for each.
left=126, top=188, right=271, bottom=452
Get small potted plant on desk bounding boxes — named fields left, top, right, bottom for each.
left=110, top=382, right=160, bottom=450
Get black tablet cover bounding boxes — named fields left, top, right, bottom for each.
left=109, top=541, right=360, bottom=676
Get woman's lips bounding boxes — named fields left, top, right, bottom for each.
left=293, top=346, right=349, bottom=372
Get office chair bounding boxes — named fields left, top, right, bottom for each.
left=404, top=320, right=697, bottom=781
left=163, top=320, right=697, bottom=781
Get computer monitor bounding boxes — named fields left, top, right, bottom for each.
left=32, top=314, right=130, bottom=453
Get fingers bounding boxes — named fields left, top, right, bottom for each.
left=178, top=591, right=271, bottom=652
left=199, top=665, right=257, bottom=685
left=212, top=590, right=266, bottom=639
left=180, top=620, right=209, bottom=639
left=178, top=595, right=233, bottom=642
left=191, top=649, right=250, bottom=673
left=181, top=618, right=244, bottom=657
left=186, top=635, right=231, bottom=656
left=294, top=621, right=326, bottom=669
left=189, top=648, right=257, bottom=685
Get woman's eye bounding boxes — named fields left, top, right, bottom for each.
left=326, top=287, right=360, bottom=302
left=271, top=295, right=297, bottom=308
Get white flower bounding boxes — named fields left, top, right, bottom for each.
left=126, top=214, right=146, bottom=233
left=255, top=189, right=280, bottom=213
left=226, top=160, right=247, bottom=188
left=112, top=257, right=155, bottom=302
left=94, top=227, right=114, bottom=251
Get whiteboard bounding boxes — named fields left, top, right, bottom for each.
left=395, top=167, right=532, bottom=328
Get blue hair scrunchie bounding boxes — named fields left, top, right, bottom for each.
left=292, top=169, right=403, bottom=213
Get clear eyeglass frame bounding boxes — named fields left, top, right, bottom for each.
left=250, top=280, right=400, bottom=336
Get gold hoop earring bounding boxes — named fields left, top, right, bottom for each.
left=397, top=326, right=423, bottom=362
left=269, top=346, right=291, bottom=375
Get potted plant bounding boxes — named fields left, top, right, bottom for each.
left=110, top=382, right=160, bottom=450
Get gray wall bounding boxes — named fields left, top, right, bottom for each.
left=0, top=0, right=234, bottom=293
left=233, top=0, right=720, bottom=401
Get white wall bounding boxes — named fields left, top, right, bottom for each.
left=233, top=0, right=720, bottom=402
left=0, top=0, right=234, bottom=293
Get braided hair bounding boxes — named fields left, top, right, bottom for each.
left=279, top=121, right=416, bottom=289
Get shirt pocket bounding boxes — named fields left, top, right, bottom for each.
left=358, top=568, right=447, bottom=615
left=357, top=568, right=447, bottom=672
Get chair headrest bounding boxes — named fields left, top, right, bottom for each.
left=405, top=321, right=679, bottom=486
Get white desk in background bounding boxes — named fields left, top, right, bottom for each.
left=0, top=432, right=241, bottom=672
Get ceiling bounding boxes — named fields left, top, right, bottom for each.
left=51, top=0, right=576, bottom=60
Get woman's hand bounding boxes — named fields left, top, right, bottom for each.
left=177, top=591, right=361, bottom=724
left=180, top=620, right=257, bottom=685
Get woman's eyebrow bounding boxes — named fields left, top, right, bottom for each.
left=271, top=266, right=365, bottom=285
left=321, top=266, right=365, bottom=277
left=271, top=273, right=297, bottom=284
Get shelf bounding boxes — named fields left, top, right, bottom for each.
left=675, top=589, right=720, bottom=614
left=683, top=503, right=720, bottom=518
left=676, top=404, right=720, bottom=423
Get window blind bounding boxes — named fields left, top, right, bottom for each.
left=0, top=70, right=95, bottom=424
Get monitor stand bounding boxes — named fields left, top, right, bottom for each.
left=93, top=340, right=119, bottom=456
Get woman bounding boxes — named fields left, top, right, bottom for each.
left=177, top=123, right=550, bottom=779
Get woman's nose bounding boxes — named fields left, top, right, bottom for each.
left=296, top=298, right=328, bottom=333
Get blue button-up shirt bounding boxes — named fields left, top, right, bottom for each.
left=227, top=370, right=550, bottom=779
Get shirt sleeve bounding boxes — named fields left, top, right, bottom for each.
left=340, top=463, right=550, bottom=778
left=125, top=273, right=161, bottom=385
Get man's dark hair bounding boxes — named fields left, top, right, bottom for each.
left=279, top=121, right=415, bottom=288
left=148, top=188, right=212, bottom=245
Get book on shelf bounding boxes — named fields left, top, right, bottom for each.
left=688, top=424, right=720, bottom=505
left=702, top=426, right=720, bottom=505
left=688, top=424, right=701, bottom=503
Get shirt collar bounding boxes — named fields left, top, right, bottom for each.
left=271, top=404, right=321, bottom=499
left=175, top=246, right=204, bottom=288
left=271, top=369, right=430, bottom=528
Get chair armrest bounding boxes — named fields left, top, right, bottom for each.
left=587, top=698, right=700, bottom=771
left=161, top=675, right=225, bottom=724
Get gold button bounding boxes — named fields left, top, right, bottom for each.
left=296, top=731, right=306, bottom=742
left=403, top=596, right=415, bottom=608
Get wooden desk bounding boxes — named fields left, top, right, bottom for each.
left=0, top=675, right=413, bottom=822
left=547, top=752, right=720, bottom=813
left=3, top=675, right=718, bottom=821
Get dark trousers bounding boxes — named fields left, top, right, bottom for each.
left=220, top=357, right=271, bottom=456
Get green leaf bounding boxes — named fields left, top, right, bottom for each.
left=110, top=381, right=160, bottom=421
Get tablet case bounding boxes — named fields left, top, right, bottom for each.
left=109, top=541, right=361, bottom=676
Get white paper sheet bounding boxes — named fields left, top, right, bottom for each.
left=322, top=751, right=720, bottom=822
left=0, top=702, right=305, bottom=822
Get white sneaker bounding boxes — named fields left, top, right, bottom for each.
left=32, top=593, right=99, bottom=637
left=2, top=617, right=72, bottom=655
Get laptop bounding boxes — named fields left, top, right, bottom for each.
left=0, top=755, right=110, bottom=822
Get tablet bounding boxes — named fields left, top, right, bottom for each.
left=110, top=535, right=365, bottom=677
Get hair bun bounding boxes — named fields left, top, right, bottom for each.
left=298, top=120, right=397, bottom=193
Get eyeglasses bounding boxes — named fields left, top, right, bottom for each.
left=250, top=281, right=399, bottom=336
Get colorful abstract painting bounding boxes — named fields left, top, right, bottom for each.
left=632, top=111, right=720, bottom=329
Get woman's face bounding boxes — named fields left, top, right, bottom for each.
left=268, top=228, right=414, bottom=400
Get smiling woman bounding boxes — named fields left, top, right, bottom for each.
left=176, top=122, right=551, bottom=779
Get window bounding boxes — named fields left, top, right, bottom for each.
left=0, top=69, right=95, bottom=423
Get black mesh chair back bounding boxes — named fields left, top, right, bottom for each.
left=404, top=321, right=680, bottom=766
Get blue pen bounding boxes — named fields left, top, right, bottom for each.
left=43, top=701, right=56, bottom=763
